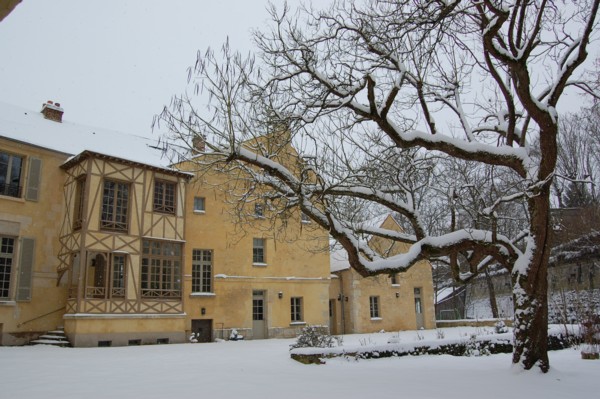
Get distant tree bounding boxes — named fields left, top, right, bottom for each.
left=562, top=181, right=595, bottom=208
left=157, top=0, right=600, bottom=372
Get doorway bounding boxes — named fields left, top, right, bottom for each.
left=191, top=319, right=212, bottom=343
left=252, top=290, right=266, bottom=339
left=414, top=287, right=424, bottom=329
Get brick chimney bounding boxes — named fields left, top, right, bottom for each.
left=41, top=100, right=64, bottom=122
left=192, top=134, right=206, bottom=154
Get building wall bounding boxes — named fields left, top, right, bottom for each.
left=183, top=166, right=331, bottom=340
left=57, top=154, right=189, bottom=346
left=0, top=137, right=68, bottom=345
left=330, top=261, right=436, bottom=334
left=329, top=215, right=436, bottom=334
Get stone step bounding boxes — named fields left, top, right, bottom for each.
left=38, top=334, right=68, bottom=341
left=30, top=339, right=70, bottom=347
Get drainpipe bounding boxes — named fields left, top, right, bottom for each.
left=339, top=272, right=346, bottom=335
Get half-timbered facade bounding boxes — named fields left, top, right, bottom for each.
left=58, top=151, right=191, bottom=346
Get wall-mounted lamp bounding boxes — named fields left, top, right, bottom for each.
left=337, top=294, right=342, bottom=301
left=278, top=291, right=283, bottom=299
left=201, top=307, right=206, bottom=315
left=345, top=296, right=348, bottom=302
left=395, top=292, right=400, bottom=298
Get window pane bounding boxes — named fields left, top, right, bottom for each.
left=141, top=240, right=182, bottom=298
left=194, top=197, right=205, bottom=212
left=0, top=236, right=15, bottom=299
left=101, top=180, right=129, bottom=231
left=192, top=249, right=212, bottom=293
left=253, top=238, right=265, bottom=263
left=0, top=152, right=23, bottom=198
left=154, top=180, right=176, bottom=214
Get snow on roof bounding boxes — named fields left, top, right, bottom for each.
left=0, top=101, right=178, bottom=171
left=330, top=248, right=350, bottom=272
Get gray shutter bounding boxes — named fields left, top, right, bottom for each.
left=25, top=157, right=42, bottom=201
left=16, top=238, right=35, bottom=301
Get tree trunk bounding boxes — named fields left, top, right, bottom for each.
left=511, top=192, right=551, bottom=372
left=485, top=268, right=499, bottom=318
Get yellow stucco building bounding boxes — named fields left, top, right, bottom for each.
left=329, top=215, right=436, bottom=334
left=1, top=101, right=434, bottom=347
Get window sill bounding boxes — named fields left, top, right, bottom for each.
left=370, top=317, right=383, bottom=321
left=252, top=262, right=268, bottom=267
left=193, top=210, right=206, bottom=214
left=0, top=195, right=24, bottom=203
left=290, top=321, right=306, bottom=326
left=0, top=300, right=17, bottom=306
left=190, top=292, right=216, bottom=297
left=391, top=284, right=400, bottom=287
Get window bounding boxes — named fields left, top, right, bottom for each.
left=252, top=238, right=265, bottom=264
left=0, top=151, right=23, bottom=198
left=390, top=274, right=398, bottom=285
left=301, top=212, right=311, bottom=224
left=73, top=177, right=86, bottom=230
left=153, top=180, right=176, bottom=214
left=369, top=296, right=380, bottom=318
left=141, top=240, right=182, bottom=298
left=111, top=254, right=126, bottom=298
left=193, top=197, right=205, bottom=213
left=192, top=249, right=212, bottom=293
left=100, top=180, right=129, bottom=231
left=254, top=203, right=264, bottom=218
left=291, top=297, right=303, bottom=322
left=84, top=253, right=127, bottom=299
left=0, top=236, right=15, bottom=299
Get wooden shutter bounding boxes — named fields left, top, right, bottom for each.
left=16, top=238, right=35, bottom=301
left=25, top=157, right=42, bottom=201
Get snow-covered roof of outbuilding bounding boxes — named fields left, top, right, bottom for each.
left=0, top=101, right=184, bottom=174
left=330, top=248, right=350, bottom=273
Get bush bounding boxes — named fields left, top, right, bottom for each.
left=290, top=325, right=340, bottom=350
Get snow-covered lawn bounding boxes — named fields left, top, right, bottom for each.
left=1, top=327, right=597, bottom=399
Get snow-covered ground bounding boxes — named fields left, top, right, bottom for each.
left=1, top=327, right=597, bottom=399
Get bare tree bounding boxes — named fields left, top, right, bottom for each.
left=157, top=1, right=600, bottom=372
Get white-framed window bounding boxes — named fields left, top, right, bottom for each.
left=0, top=236, right=15, bottom=299
left=192, top=249, right=212, bottom=293
left=252, top=238, right=265, bottom=264
left=193, top=196, right=205, bottom=213
left=369, top=296, right=380, bottom=318
left=291, top=297, right=303, bottom=322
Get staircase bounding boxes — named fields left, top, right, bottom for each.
left=30, top=327, right=71, bottom=347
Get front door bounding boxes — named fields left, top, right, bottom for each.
left=252, top=290, right=266, bottom=339
left=414, top=287, right=424, bottom=329
left=191, top=319, right=212, bottom=343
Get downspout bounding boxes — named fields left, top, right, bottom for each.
left=339, top=272, right=346, bottom=335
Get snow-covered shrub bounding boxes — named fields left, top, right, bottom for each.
left=495, top=320, right=509, bottom=334
left=289, top=325, right=340, bottom=350
left=464, top=336, right=491, bottom=357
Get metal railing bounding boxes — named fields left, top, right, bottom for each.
left=17, top=306, right=66, bottom=328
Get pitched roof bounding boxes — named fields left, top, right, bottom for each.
left=0, top=101, right=180, bottom=172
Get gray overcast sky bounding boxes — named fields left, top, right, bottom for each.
left=0, top=0, right=309, bottom=137
left=0, top=1, right=594, bottom=140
